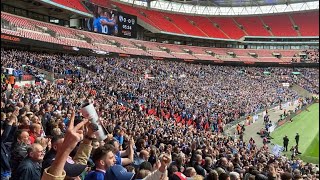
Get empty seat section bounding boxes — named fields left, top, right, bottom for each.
left=32, top=20, right=79, bottom=39
left=278, top=50, right=299, bottom=57
left=122, top=47, right=151, bottom=56
left=133, top=41, right=161, bottom=50
left=187, top=16, right=228, bottom=39
left=258, top=57, right=281, bottom=62
left=238, top=56, right=259, bottom=62
left=143, top=10, right=184, bottom=34
left=53, top=0, right=88, bottom=13
left=193, top=54, right=217, bottom=61
left=232, top=49, right=250, bottom=56
left=18, top=29, right=62, bottom=44
left=148, top=50, right=175, bottom=58
left=114, top=3, right=160, bottom=29
left=164, top=13, right=206, bottom=37
left=96, top=44, right=126, bottom=53
left=261, top=15, right=297, bottom=36
left=1, top=28, right=21, bottom=37
left=80, top=31, right=107, bottom=43
left=209, top=17, right=245, bottom=39
left=171, top=53, right=197, bottom=60
left=107, top=36, right=136, bottom=48
left=161, top=44, right=184, bottom=53
left=186, top=46, right=207, bottom=54
left=233, top=17, right=270, bottom=36
left=1, top=13, right=38, bottom=31
left=59, top=38, right=95, bottom=49
left=292, top=11, right=319, bottom=36
left=210, top=48, right=227, bottom=55
left=256, top=49, right=273, bottom=57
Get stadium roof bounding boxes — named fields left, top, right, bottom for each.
left=119, top=0, right=319, bottom=15
left=155, top=0, right=312, bottom=7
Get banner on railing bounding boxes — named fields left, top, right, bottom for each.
left=269, top=123, right=276, bottom=132
left=272, top=144, right=284, bottom=157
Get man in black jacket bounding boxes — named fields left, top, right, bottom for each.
left=193, top=154, right=206, bottom=177
left=1, top=120, right=13, bottom=180
left=10, top=129, right=31, bottom=177
left=15, top=143, right=45, bottom=180
left=295, top=133, right=300, bottom=146
left=283, top=135, right=289, bottom=152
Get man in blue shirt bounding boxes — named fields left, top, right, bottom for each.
left=85, top=145, right=116, bottom=180
left=106, top=137, right=134, bottom=167
left=93, top=11, right=115, bottom=35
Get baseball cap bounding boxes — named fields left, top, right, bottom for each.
left=64, top=157, right=87, bottom=177
left=105, top=165, right=135, bottom=180
left=47, top=156, right=87, bottom=177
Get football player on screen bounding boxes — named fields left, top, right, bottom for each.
left=93, top=10, right=115, bottom=35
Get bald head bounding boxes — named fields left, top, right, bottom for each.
left=139, top=150, right=149, bottom=160
left=221, top=157, right=228, bottom=166
left=230, top=172, right=240, bottom=180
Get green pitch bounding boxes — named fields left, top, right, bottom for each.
left=271, top=103, right=319, bottom=164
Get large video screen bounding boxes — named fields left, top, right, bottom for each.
left=83, top=2, right=137, bottom=38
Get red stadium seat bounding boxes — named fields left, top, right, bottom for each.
left=113, top=2, right=318, bottom=38
left=233, top=17, right=270, bottom=36
left=292, top=11, right=319, bottom=36
left=52, top=0, right=89, bottom=13
left=261, top=15, right=297, bottom=36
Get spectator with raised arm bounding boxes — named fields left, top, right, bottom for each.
left=41, top=110, right=94, bottom=180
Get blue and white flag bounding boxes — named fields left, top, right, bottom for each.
left=272, top=144, right=284, bottom=157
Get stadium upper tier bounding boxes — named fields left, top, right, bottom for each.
left=18, top=0, right=318, bottom=39
left=114, top=2, right=319, bottom=39
left=1, top=12, right=319, bottom=63
left=47, top=0, right=319, bottom=38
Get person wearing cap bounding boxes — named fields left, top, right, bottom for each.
left=15, top=143, right=45, bottom=180
left=84, top=144, right=117, bottom=180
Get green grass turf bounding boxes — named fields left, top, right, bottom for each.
left=300, top=132, right=319, bottom=164
left=271, top=103, right=319, bottom=164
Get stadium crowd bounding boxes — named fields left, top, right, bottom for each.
left=1, top=49, right=319, bottom=180
left=292, top=49, right=319, bottom=63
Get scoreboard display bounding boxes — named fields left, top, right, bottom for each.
left=82, top=1, right=137, bottom=39
left=117, top=12, right=137, bottom=38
